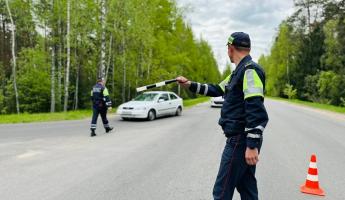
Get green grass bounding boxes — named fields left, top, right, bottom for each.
left=183, top=97, right=210, bottom=107
left=0, top=110, right=98, bottom=124
left=268, top=96, right=345, bottom=114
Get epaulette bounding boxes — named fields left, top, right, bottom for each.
left=245, top=61, right=254, bottom=68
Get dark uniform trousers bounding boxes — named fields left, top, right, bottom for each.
left=213, top=134, right=262, bottom=200
left=91, top=106, right=110, bottom=130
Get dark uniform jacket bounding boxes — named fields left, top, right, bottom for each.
left=189, top=55, right=268, bottom=148
left=91, top=83, right=112, bottom=109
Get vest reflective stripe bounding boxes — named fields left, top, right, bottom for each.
left=247, top=133, right=262, bottom=139
left=103, top=88, right=109, bottom=96
left=243, top=69, right=264, bottom=99
left=219, top=74, right=231, bottom=92
left=93, top=87, right=102, bottom=93
left=245, top=125, right=265, bottom=132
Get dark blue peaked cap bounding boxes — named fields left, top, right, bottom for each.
left=97, top=76, right=105, bottom=82
left=227, top=32, right=251, bottom=49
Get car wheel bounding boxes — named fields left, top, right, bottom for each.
left=175, top=107, right=182, bottom=116
left=147, top=110, right=156, bottom=121
left=122, top=117, right=129, bottom=121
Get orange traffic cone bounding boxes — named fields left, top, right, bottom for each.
left=300, top=154, right=325, bottom=196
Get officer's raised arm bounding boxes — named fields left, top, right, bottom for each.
left=176, top=76, right=226, bottom=97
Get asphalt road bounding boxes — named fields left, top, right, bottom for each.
left=0, top=99, right=345, bottom=200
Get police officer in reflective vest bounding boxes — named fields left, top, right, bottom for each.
left=177, top=32, right=269, bottom=200
left=90, top=77, right=114, bottom=137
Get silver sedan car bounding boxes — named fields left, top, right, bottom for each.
left=117, top=91, right=183, bottom=121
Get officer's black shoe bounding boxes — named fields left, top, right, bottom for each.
left=91, top=129, right=97, bottom=137
left=105, top=127, right=114, bottom=133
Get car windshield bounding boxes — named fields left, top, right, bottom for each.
left=133, top=93, right=158, bottom=101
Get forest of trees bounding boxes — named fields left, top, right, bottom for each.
left=259, top=0, right=345, bottom=106
left=0, top=0, right=221, bottom=114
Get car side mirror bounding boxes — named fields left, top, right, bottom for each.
left=158, top=98, right=165, bottom=103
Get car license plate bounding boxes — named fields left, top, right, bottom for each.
left=122, top=111, right=132, bottom=115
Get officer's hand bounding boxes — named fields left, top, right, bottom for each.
left=108, top=107, right=112, bottom=111
left=245, top=147, right=259, bottom=165
left=176, top=76, right=191, bottom=88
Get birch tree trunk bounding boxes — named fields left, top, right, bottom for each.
left=57, top=42, right=62, bottom=111
left=105, top=33, right=113, bottom=82
left=127, top=82, right=131, bottom=100
left=100, top=0, right=106, bottom=78
left=147, top=48, right=152, bottom=79
left=1, top=13, right=5, bottom=99
left=111, top=48, right=115, bottom=104
left=57, top=1, right=63, bottom=111
left=50, top=0, right=56, bottom=113
left=74, top=40, right=79, bottom=110
left=5, top=0, right=20, bottom=114
left=64, top=0, right=71, bottom=112
left=50, top=47, right=55, bottom=112
left=122, top=34, right=126, bottom=103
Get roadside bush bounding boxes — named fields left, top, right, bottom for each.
left=303, top=74, right=319, bottom=102
left=16, top=47, right=51, bottom=113
left=283, top=84, right=297, bottom=99
left=317, top=71, right=343, bottom=105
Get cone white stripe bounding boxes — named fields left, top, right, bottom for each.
left=307, top=174, right=319, bottom=182
left=309, top=162, right=317, bottom=169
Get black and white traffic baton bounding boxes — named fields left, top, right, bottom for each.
left=136, top=79, right=178, bottom=92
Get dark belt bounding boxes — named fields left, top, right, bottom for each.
left=225, top=132, right=247, bottom=142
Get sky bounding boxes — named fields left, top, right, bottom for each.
left=176, top=0, right=295, bottom=72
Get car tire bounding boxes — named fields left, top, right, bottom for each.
left=122, top=117, right=130, bottom=121
left=175, top=107, right=182, bottom=116
left=147, top=109, right=156, bottom=121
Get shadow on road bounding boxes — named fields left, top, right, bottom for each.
left=118, top=115, right=182, bottom=123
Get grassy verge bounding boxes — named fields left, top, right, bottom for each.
left=268, top=96, right=345, bottom=114
left=183, top=97, right=210, bottom=107
left=0, top=110, right=97, bottom=124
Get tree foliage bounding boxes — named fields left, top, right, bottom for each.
left=0, top=0, right=220, bottom=114
left=260, top=0, right=345, bottom=106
